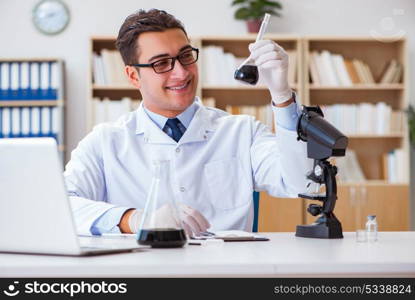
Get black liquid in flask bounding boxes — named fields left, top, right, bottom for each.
left=234, top=65, right=259, bottom=85
left=137, top=160, right=187, bottom=248
left=138, top=228, right=187, bottom=248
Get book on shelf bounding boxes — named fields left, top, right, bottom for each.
left=379, top=59, right=403, bottom=84
left=202, top=46, right=297, bottom=86
left=382, top=149, right=408, bottom=183
left=320, top=102, right=402, bottom=135
left=332, top=150, right=366, bottom=183
left=201, top=97, right=216, bottom=108
left=225, top=104, right=273, bottom=130
left=93, top=50, right=130, bottom=86
left=0, top=106, right=60, bottom=139
left=92, top=97, right=140, bottom=125
left=0, top=61, right=60, bottom=100
left=308, top=50, right=386, bottom=86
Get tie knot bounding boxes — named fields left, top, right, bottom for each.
left=166, top=118, right=181, bottom=127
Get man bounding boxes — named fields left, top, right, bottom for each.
left=64, top=9, right=311, bottom=236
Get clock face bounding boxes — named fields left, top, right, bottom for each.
left=33, top=0, right=70, bottom=35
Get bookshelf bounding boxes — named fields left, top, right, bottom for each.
left=303, top=36, right=409, bottom=230
left=88, top=35, right=410, bottom=231
left=87, top=37, right=140, bottom=130
left=0, top=58, right=65, bottom=157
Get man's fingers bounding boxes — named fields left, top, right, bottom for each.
left=182, top=222, right=193, bottom=237
left=259, top=60, right=282, bottom=70
left=250, top=43, right=277, bottom=60
left=183, top=214, right=203, bottom=234
left=254, top=51, right=282, bottom=67
left=249, top=40, right=272, bottom=51
left=180, top=204, right=210, bottom=230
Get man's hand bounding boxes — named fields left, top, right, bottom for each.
left=178, top=203, right=210, bottom=237
left=123, top=203, right=210, bottom=237
left=249, top=40, right=293, bottom=104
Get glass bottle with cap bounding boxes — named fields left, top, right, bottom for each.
left=365, top=215, right=378, bottom=242
left=137, top=160, right=186, bottom=248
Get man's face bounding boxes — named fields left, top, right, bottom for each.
left=126, top=28, right=198, bottom=117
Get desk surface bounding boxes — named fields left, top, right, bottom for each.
left=1, top=232, right=414, bottom=277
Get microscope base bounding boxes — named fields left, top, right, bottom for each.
left=296, top=217, right=343, bottom=239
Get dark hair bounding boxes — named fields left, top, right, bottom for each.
left=115, top=9, right=188, bottom=65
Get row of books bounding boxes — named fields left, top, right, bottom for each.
left=201, top=46, right=297, bottom=86
left=383, top=149, right=408, bottom=183
left=0, top=106, right=60, bottom=138
left=379, top=60, right=404, bottom=84
left=92, top=50, right=130, bottom=86
left=225, top=104, right=274, bottom=129
left=320, top=102, right=403, bottom=135
left=0, top=61, right=60, bottom=100
left=92, top=98, right=139, bottom=125
left=333, top=150, right=366, bottom=182
left=333, top=148, right=408, bottom=183
left=308, top=51, right=402, bottom=86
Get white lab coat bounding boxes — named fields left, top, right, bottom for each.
left=64, top=99, right=312, bottom=235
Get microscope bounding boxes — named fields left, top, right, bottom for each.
left=295, top=105, right=348, bottom=239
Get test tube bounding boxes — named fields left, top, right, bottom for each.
left=237, top=13, right=271, bottom=69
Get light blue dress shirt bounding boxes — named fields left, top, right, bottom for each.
left=90, top=98, right=300, bottom=234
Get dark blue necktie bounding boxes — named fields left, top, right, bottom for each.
left=164, top=118, right=184, bottom=142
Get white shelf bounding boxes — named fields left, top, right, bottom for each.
left=347, top=133, right=404, bottom=139
left=309, top=84, right=404, bottom=90
left=0, top=100, right=63, bottom=107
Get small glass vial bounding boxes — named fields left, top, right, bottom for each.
left=365, top=215, right=378, bottom=242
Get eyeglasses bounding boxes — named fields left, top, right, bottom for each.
left=131, top=47, right=199, bottom=74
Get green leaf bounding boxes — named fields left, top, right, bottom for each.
left=235, top=7, right=253, bottom=20
left=231, top=0, right=247, bottom=6
left=262, top=0, right=283, bottom=9
left=232, top=0, right=283, bottom=20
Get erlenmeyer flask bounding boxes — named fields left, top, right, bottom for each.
left=234, top=63, right=259, bottom=85
left=137, top=160, right=187, bottom=248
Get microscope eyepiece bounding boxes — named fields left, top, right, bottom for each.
left=296, top=106, right=348, bottom=160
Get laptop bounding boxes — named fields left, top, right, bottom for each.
left=0, top=138, right=142, bottom=256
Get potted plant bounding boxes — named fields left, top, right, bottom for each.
left=231, top=0, right=282, bottom=33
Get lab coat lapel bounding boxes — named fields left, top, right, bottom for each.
left=179, top=103, right=215, bottom=144
left=135, top=104, right=176, bottom=144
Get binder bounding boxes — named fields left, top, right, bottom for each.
left=41, top=106, right=50, bottom=136
left=50, top=62, right=58, bottom=100
left=21, top=107, right=30, bottom=137
left=30, top=62, right=40, bottom=100
left=11, top=107, right=20, bottom=137
left=31, top=107, right=40, bottom=136
left=2, top=107, right=11, bottom=137
left=21, top=62, right=30, bottom=100
left=40, top=62, right=49, bottom=100
left=0, top=108, right=2, bottom=137
left=10, top=63, right=18, bottom=100
left=51, top=107, right=59, bottom=138
left=0, top=63, right=10, bottom=100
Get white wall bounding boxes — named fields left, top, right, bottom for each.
left=0, top=0, right=414, bottom=155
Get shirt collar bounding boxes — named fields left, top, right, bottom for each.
left=143, top=100, right=199, bottom=130
left=135, top=97, right=216, bottom=144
